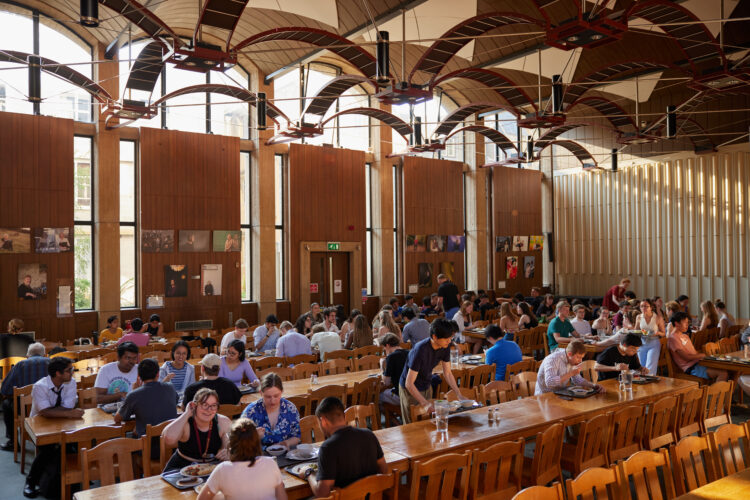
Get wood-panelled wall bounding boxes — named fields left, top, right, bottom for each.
left=139, top=127, right=243, bottom=330
left=492, top=166, right=543, bottom=295
left=288, top=143, right=366, bottom=318
left=554, top=151, right=750, bottom=318
left=402, top=156, right=465, bottom=297
left=0, top=112, right=78, bottom=341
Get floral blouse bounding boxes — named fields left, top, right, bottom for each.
left=241, top=397, right=301, bottom=446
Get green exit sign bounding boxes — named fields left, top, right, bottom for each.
left=327, top=242, right=340, bottom=251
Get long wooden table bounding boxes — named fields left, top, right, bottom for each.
left=25, top=408, right=134, bottom=446
left=674, top=468, right=750, bottom=499
left=556, top=337, right=607, bottom=353
left=699, top=350, right=750, bottom=374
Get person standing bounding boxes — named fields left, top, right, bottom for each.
left=437, top=274, right=461, bottom=319
left=602, top=278, right=630, bottom=312
left=633, top=299, right=665, bottom=375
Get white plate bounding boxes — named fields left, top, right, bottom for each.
left=287, top=447, right=319, bottom=460
left=288, top=462, right=318, bottom=476
left=180, top=463, right=218, bottom=477
left=460, top=399, right=477, bottom=408
left=462, top=355, right=483, bottom=361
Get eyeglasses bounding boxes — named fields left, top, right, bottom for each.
left=199, top=403, right=219, bottom=411
left=65, top=367, right=75, bottom=373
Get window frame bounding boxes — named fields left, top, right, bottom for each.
left=74, top=134, right=95, bottom=311
left=275, top=153, right=286, bottom=300
left=240, top=150, right=253, bottom=302
left=119, top=139, right=138, bottom=309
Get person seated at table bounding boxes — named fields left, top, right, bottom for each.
left=676, top=295, right=692, bottom=318
left=374, top=309, right=401, bottom=343
left=99, top=315, right=123, bottom=343
left=570, top=304, right=594, bottom=337
left=219, top=340, right=260, bottom=388
left=114, top=358, right=178, bottom=437
left=158, top=340, right=195, bottom=395
left=293, top=313, right=314, bottom=338
left=714, top=300, right=735, bottom=338
left=741, top=320, right=750, bottom=345
left=0, top=318, right=34, bottom=359
left=612, top=301, right=631, bottom=332
left=24, top=357, right=83, bottom=498
left=339, top=309, right=360, bottom=343
left=476, top=294, right=495, bottom=320
left=535, top=294, right=556, bottom=322
left=162, top=388, right=231, bottom=472
left=422, top=293, right=442, bottom=315
left=497, top=302, right=520, bottom=341
left=316, top=307, right=340, bottom=334
left=595, top=333, right=648, bottom=380
left=141, top=314, right=164, bottom=337
left=241, top=373, right=300, bottom=448
left=379, top=333, right=408, bottom=407
left=220, top=319, right=250, bottom=355
left=668, top=312, right=728, bottom=382
left=197, top=418, right=287, bottom=500
left=399, top=294, right=420, bottom=318
left=253, top=314, right=280, bottom=353
left=665, top=301, right=682, bottom=336
left=1, top=342, right=48, bottom=452
left=310, top=323, right=343, bottom=361
left=453, top=301, right=483, bottom=353
left=547, top=301, right=579, bottom=351
left=95, top=341, right=140, bottom=404
left=401, top=309, right=430, bottom=346
left=536, top=340, right=603, bottom=395
left=116, top=317, right=150, bottom=347
left=299, top=397, right=387, bottom=497
left=310, top=302, right=324, bottom=324
left=399, top=318, right=465, bottom=423
left=591, top=308, right=612, bottom=337
left=698, top=300, right=720, bottom=331
left=345, top=314, right=375, bottom=349
left=517, top=302, right=538, bottom=330
left=275, top=321, right=312, bottom=358
left=633, top=299, right=666, bottom=375
left=484, top=324, right=522, bottom=382
left=184, top=354, right=241, bottom=406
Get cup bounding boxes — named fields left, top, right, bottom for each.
left=431, top=414, right=448, bottom=432
left=434, top=400, right=451, bottom=418
left=450, top=348, right=460, bottom=367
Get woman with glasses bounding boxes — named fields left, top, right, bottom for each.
left=219, top=339, right=260, bottom=388
left=241, top=373, right=300, bottom=448
left=162, top=388, right=231, bottom=472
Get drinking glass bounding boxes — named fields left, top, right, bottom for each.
left=450, top=347, right=460, bottom=367
left=431, top=414, right=448, bottom=432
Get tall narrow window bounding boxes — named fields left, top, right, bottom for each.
left=392, top=164, right=401, bottom=293
left=74, top=136, right=94, bottom=310
left=120, top=140, right=137, bottom=308
left=240, top=151, right=252, bottom=301
left=365, top=163, right=373, bottom=295
left=275, top=154, right=286, bottom=300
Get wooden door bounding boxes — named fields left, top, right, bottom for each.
left=310, top=252, right=327, bottom=307
left=308, top=252, right=350, bottom=312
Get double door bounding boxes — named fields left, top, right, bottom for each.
left=309, top=252, right=350, bottom=312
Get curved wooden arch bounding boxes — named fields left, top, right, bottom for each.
left=568, top=96, right=637, bottom=131
left=124, top=40, right=164, bottom=95
left=535, top=123, right=587, bottom=150
left=320, top=107, right=412, bottom=139
left=431, top=68, right=536, bottom=112
left=302, top=75, right=375, bottom=121
left=99, top=0, right=182, bottom=46
left=432, top=102, right=518, bottom=138
left=232, top=27, right=377, bottom=78
left=445, top=125, right=517, bottom=154
left=538, top=139, right=596, bottom=166
left=193, top=0, right=250, bottom=50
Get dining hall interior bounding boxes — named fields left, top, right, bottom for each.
left=1, top=0, right=750, bottom=499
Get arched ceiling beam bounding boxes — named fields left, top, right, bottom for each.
left=320, top=107, right=412, bottom=139
left=301, top=75, right=375, bottom=122
left=535, top=123, right=586, bottom=150
left=124, top=40, right=164, bottom=95
left=538, top=139, right=596, bottom=166
left=99, top=0, right=182, bottom=46
left=194, top=0, right=250, bottom=50
left=445, top=125, right=517, bottom=154
left=568, top=96, right=636, bottom=131
left=432, top=102, right=519, bottom=138
left=431, top=68, right=536, bottom=112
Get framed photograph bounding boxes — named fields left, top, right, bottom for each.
left=142, top=230, right=174, bottom=253
left=413, top=235, right=426, bottom=252
left=179, top=230, right=210, bottom=252
left=524, top=256, right=536, bottom=279
left=447, top=235, right=465, bottom=252
left=0, top=228, right=31, bottom=253
left=427, top=235, right=447, bottom=252
left=213, top=230, right=242, bottom=252
left=146, top=295, right=164, bottom=309
left=406, top=235, right=417, bottom=253
left=201, top=264, right=222, bottom=296
left=506, top=256, right=518, bottom=280
left=18, top=263, right=47, bottom=300
left=440, top=261, right=455, bottom=282
left=33, top=228, right=72, bottom=253
left=496, top=236, right=511, bottom=252
left=530, top=235, right=544, bottom=251
left=418, top=263, right=433, bottom=288
left=165, top=265, right=188, bottom=297
left=512, top=236, right=529, bottom=252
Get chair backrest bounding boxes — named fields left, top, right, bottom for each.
left=515, top=329, right=535, bottom=356
left=353, top=345, right=383, bottom=358
left=703, top=380, right=733, bottom=432
left=702, top=342, right=719, bottom=355
left=677, top=387, right=706, bottom=439
left=218, top=403, right=244, bottom=420
left=160, top=434, right=177, bottom=471
left=292, top=363, right=320, bottom=380
left=717, top=337, right=737, bottom=354
left=470, top=439, right=523, bottom=500
left=324, top=349, right=353, bottom=362
left=608, top=404, right=645, bottom=463
left=299, top=415, right=325, bottom=443
left=251, top=356, right=284, bottom=372
left=287, top=395, right=310, bottom=418
left=256, top=366, right=294, bottom=381
left=77, top=387, right=99, bottom=409
left=510, top=372, right=537, bottom=398
left=143, top=351, right=171, bottom=363
left=284, top=354, right=318, bottom=366
left=308, top=384, right=347, bottom=413
left=465, top=364, right=495, bottom=388
left=578, top=360, right=598, bottom=383
left=504, top=359, right=534, bottom=382
left=511, top=483, right=564, bottom=500
left=442, top=368, right=467, bottom=392
left=477, top=381, right=515, bottom=405
left=99, top=351, right=118, bottom=363
left=350, top=377, right=380, bottom=407
left=708, top=423, right=750, bottom=476
left=51, top=351, right=79, bottom=360
left=656, top=338, right=670, bottom=377
left=409, top=404, right=431, bottom=423
left=61, top=425, right=124, bottom=485
left=528, top=422, right=564, bottom=486
left=142, top=419, right=176, bottom=476
left=399, top=342, right=412, bottom=350
left=442, top=387, right=477, bottom=402
left=643, top=395, right=678, bottom=450
left=568, top=412, right=612, bottom=475
left=670, top=435, right=718, bottom=495
left=319, top=358, right=351, bottom=375
left=353, top=354, right=381, bottom=372
left=344, top=403, right=379, bottom=430
left=410, top=452, right=471, bottom=500
left=565, top=466, right=619, bottom=500
left=335, top=470, right=398, bottom=500
left=78, top=373, right=98, bottom=390
left=81, top=437, right=143, bottom=488
left=616, top=449, right=676, bottom=500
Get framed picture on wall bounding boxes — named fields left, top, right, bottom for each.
left=418, top=263, right=433, bottom=288
left=512, top=236, right=528, bottom=252
left=447, top=235, right=465, bottom=252
left=524, top=256, right=535, bottom=279
left=406, top=235, right=417, bottom=252
left=33, top=228, right=72, bottom=253
left=213, top=230, right=242, bottom=252
left=0, top=228, right=31, bottom=253
left=427, top=235, right=446, bottom=252
left=413, top=235, right=426, bottom=252
left=496, top=236, right=511, bottom=252
left=530, top=235, right=544, bottom=251
left=179, top=230, right=210, bottom=252
left=18, top=263, right=47, bottom=300
left=440, top=262, right=455, bottom=282
left=201, top=264, right=222, bottom=296
left=506, top=256, right=518, bottom=280
left=165, top=265, right=188, bottom=297
left=142, top=230, right=174, bottom=252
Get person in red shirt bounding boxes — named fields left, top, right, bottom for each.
left=667, top=312, right=727, bottom=381
left=602, top=278, right=630, bottom=312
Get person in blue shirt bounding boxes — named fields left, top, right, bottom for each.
left=484, top=324, right=522, bottom=381
left=241, top=373, right=300, bottom=448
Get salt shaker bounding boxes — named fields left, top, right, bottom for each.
left=488, top=408, right=494, bottom=422
left=494, top=409, right=501, bottom=423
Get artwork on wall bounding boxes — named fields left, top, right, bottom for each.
left=179, top=230, right=210, bottom=252
left=530, top=235, right=544, bottom=251
left=524, top=256, right=536, bottom=279
left=0, top=228, right=31, bottom=253
left=512, top=236, right=529, bottom=252
left=496, top=236, right=511, bottom=252
left=201, top=264, right=222, bottom=296
left=427, top=235, right=447, bottom=252
left=213, top=230, right=242, bottom=252
left=447, top=235, right=465, bottom=252
left=18, top=263, right=47, bottom=300
left=165, top=265, right=188, bottom=297
left=406, top=235, right=417, bottom=252
left=146, top=295, right=164, bottom=309
left=506, top=256, right=518, bottom=280
left=142, top=230, right=174, bottom=252
left=440, top=262, right=455, bottom=282
left=418, top=263, right=433, bottom=288
left=33, top=227, right=72, bottom=253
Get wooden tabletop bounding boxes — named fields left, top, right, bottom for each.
left=699, top=351, right=750, bottom=373
left=556, top=337, right=606, bottom=353
left=25, top=407, right=133, bottom=446
left=674, top=468, right=750, bottom=499
left=241, top=369, right=383, bottom=403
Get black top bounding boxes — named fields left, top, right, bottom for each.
left=117, top=381, right=178, bottom=436
left=595, top=345, right=642, bottom=380
left=183, top=377, right=241, bottom=406
left=383, top=349, right=409, bottom=395
left=438, top=281, right=460, bottom=310
left=178, top=415, right=221, bottom=461
left=535, top=302, right=554, bottom=318
left=317, top=426, right=383, bottom=488
left=521, top=315, right=539, bottom=329
left=146, top=324, right=160, bottom=335
left=399, top=338, right=450, bottom=392
left=17, top=284, right=36, bottom=299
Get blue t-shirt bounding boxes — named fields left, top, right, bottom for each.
left=547, top=316, right=575, bottom=350
left=399, top=338, right=450, bottom=392
left=485, top=340, right=523, bottom=381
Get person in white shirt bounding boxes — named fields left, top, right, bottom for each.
left=315, top=308, right=340, bottom=334
left=310, top=324, right=342, bottom=361
left=220, top=319, right=249, bottom=355
left=253, top=315, right=280, bottom=352
left=94, top=341, right=140, bottom=404
left=570, top=304, right=593, bottom=337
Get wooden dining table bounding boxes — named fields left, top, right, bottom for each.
left=674, top=468, right=750, bottom=499
left=699, top=350, right=750, bottom=374
left=240, top=368, right=383, bottom=403
left=556, top=337, right=607, bottom=353
left=25, top=407, right=134, bottom=446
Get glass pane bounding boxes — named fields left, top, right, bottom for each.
left=120, top=226, right=136, bottom=308
left=118, top=41, right=162, bottom=128
left=275, top=228, right=284, bottom=300
left=241, top=228, right=251, bottom=301
left=75, top=225, right=93, bottom=310
left=274, top=155, right=283, bottom=226
left=393, top=230, right=398, bottom=293
left=365, top=164, right=371, bottom=228
left=74, top=136, right=92, bottom=221
left=338, top=86, right=369, bottom=151
left=165, top=66, right=206, bottom=133
left=120, top=141, right=136, bottom=223
left=240, top=152, right=250, bottom=225
left=210, top=68, right=249, bottom=138
left=366, top=231, right=372, bottom=296
left=0, top=8, right=33, bottom=114
left=273, top=67, right=300, bottom=125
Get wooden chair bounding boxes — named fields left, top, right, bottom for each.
left=702, top=342, right=719, bottom=355
left=676, top=387, right=706, bottom=439
left=441, top=368, right=467, bottom=393
left=77, top=387, right=98, bottom=409
left=578, top=360, right=598, bottom=383
left=319, top=358, right=352, bottom=375
left=61, top=425, right=124, bottom=499
left=565, top=466, right=619, bottom=500
left=663, top=349, right=705, bottom=384
left=11, top=384, right=32, bottom=464
left=252, top=356, right=284, bottom=372
left=654, top=338, right=671, bottom=377
left=692, top=330, right=709, bottom=353
left=256, top=366, right=294, bottom=381
left=344, top=403, right=379, bottom=430
left=608, top=404, right=645, bottom=463
left=287, top=395, right=310, bottom=418
left=142, top=419, right=175, bottom=476
left=18, top=392, right=34, bottom=473
left=324, top=349, right=353, bottom=362
left=522, top=422, right=564, bottom=487
left=51, top=351, right=79, bottom=360
left=465, top=364, right=495, bottom=388
left=353, top=345, right=383, bottom=358
left=299, top=415, right=325, bottom=443
left=78, top=373, right=97, bottom=390
left=643, top=395, right=678, bottom=450
left=218, top=403, right=244, bottom=419
left=561, top=412, right=611, bottom=476
left=477, top=381, right=515, bottom=405
left=469, top=439, right=524, bottom=500
left=292, top=362, right=320, bottom=380
left=510, top=372, right=537, bottom=399
left=708, top=423, right=750, bottom=477
left=515, top=329, right=535, bottom=357
left=353, top=354, right=381, bottom=371
left=99, top=351, right=118, bottom=363
left=335, top=470, right=399, bottom=500
left=185, top=339, right=202, bottom=348
left=143, top=350, right=171, bottom=363
left=511, top=483, right=564, bottom=500
left=504, top=359, right=535, bottom=382
left=399, top=342, right=412, bottom=350
left=717, top=337, right=737, bottom=354
left=670, top=435, right=719, bottom=495
left=442, top=387, right=476, bottom=401
left=308, top=384, right=347, bottom=413
left=703, top=380, right=733, bottom=432
left=138, top=345, right=157, bottom=355
left=382, top=401, right=403, bottom=427
left=409, top=452, right=471, bottom=500
left=81, top=437, right=143, bottom=489
left=409, top=404, right=431, bottom=423
left=615, top=449, right=676, bottom=500
left=350, top=377, right=380, bottom=407
left=284, top=354, right=318, bottom=366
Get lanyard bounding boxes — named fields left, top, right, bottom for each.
left=192, top=417, right=213, bottom=459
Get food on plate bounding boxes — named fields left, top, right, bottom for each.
left=181, top=463, right=218, bottom=477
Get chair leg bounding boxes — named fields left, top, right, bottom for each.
left=13, top=423, right=19, bottom=463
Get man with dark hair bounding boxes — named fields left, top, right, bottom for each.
left=612, top=300, right=632, bottom=331
left=624, top=291, right=637, bottom=300
left=300, top=397, right=386, bottom=497
left=536, top=340, right=604, bottom=395
left=1, top=343, right=48, bottom=451
left=526, top=287, right=542, bottom=309
left=253, top=314, right=280, bottom=352
left=401, top=309, right=430, bottom=345
left=595, top=333, right=647, bottom=380
left=114, top=358, right=177, bottom=437
left=220, top=318, right=250, bottom=355
left=118, top=317, right=149, bottom=346
left=379, top=333, right=409, bottom=407
left=399, top=318, right=464, bottom=423
left=95, top=341, right=140, bottom=404
left=668, top=312, right=727, bottom=382
left=477, top=294, right=494, bottom=320
left=484, top=324, right=522, bottom=381
left=320, top=307, right=340, bottom=333
left=183, top=354, right=241, bottom=405
left=436, top=274, right=460, bottom=319
left=389, top=297, right=401, bottom=320
left=399, top=294, right=420, bottom=316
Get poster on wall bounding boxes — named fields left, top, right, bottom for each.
left=530, top=235, right=544, bottom=251
left=213, top=230, right=242, bottom=252
left=505, top=256, right=518, bottom=280
left=447, top=235, right=465, bottom=252
left=146, top=295, right=164, bottom=309
left=18, top=263, right=47, bottom=300
left=406, top=235, right=417, bottom=252
left=201, top=264, right=222, bottom=296
left=496, top=236, right=511, bottom=252
left=440, top=262, right=455, bottom=282
left=179, top=230, right=210, bottom=252
left=524, top=256, right=536, bottom=279
left=165, top=265, right=188, bottom=297
left=0, top=228, right=31, bottom=253
left=34, top=228, right=72, bottom=253
left=512, top=236, right=528, bottom=252
left=57, top=281, right=73, bottom=317
left=142, top=230, right=174, bottom=252
left=418, top=263, right=433, bottom=288
left=427, top=235, right=446, bottom=252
